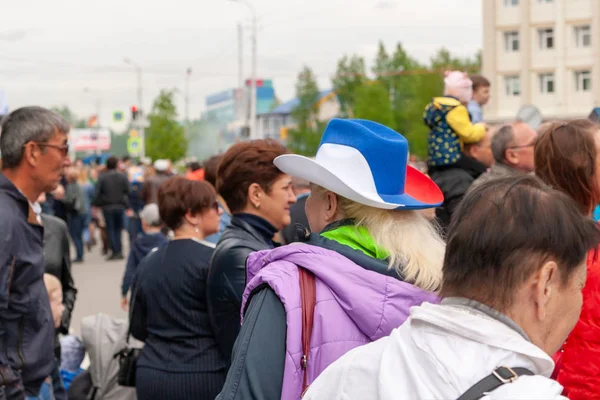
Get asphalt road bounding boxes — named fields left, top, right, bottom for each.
left=69, top=238, right=129, bottom=338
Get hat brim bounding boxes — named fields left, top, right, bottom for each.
left=275, top=155, right=443, bottom=210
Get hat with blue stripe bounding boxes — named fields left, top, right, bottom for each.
left=274, top=119, right=443, bottom=210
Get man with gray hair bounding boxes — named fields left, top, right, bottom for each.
left=471, top=122, right=537, bottom=190
left=0, top=106, right=71, bottom=399
left=281, top=176, right=311, bottom=244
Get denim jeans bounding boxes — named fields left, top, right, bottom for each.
left=67, top=213, right=86, bottom=261
left=103, top=208, right=125, bottom=254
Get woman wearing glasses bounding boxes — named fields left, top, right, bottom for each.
left=129, top=176, right=225, bottom=400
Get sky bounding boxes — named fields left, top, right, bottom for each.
left=0, top=0, right=482, bottom=128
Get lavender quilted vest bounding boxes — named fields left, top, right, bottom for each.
left=242, top=243, right=439, bottom=399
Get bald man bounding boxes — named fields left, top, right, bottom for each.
left=470, top=122, right=537, bottom=190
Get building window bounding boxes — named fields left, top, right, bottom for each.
left=538, top=28, right=554, bottom=50
left=575, top=25, right=591, bottom=48
left=575, top=70, right=592, bottom=92
left=505, top=75, right=521, bottom=96
left=504, top=0, right=519, bottom=6
left=504, top=31, right=520, bottom=52
left=539, top=73, right=555, bottom=94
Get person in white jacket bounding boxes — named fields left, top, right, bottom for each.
left=304, top=175, right=600, bottom=400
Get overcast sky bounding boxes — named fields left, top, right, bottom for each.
left=0, top=0, right=482, bottom=127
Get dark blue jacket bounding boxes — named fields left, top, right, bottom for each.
left=121, top=232, right=168, bottom=297
left=0, top=173, right=55, bottom=398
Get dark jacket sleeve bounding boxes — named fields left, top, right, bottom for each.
left=92, top=175, right=104, bottom=207
left=207, top=245, right=254, bottom=364
left=217, top=287, right=286, bottom=400
left=129, top=280, right=148, bottom=342
left=59, top=222, right=77, bottom=335
left=121, top=242, right=139, bottom=297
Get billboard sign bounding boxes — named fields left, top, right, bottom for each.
left=70, top=128, right=111, bottom=152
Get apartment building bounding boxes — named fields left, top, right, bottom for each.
left=482, top=0, right=600, bottom=122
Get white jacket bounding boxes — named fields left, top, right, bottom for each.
left=304, top=301, right=567, bottom=400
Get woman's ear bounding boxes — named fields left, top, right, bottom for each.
left=247, top=183, right=263, bottom=209
left=183, top=210, right=201, bottom=227
left=324, top=191, right=338, bottom=222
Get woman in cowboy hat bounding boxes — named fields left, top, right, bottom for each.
left=216, top=119, right=445, bottom=400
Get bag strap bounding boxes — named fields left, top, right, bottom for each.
left=457, top=366, right=534, bottom=400
left=299, top=267, right=316, bottom=396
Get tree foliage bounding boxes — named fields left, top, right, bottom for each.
left=288, top=66, right=323, bottom=156
left=51, top=105, right=86, bottom=128
left=145, top=90, right=188, bottom=161
left=353, top=82, right=394, bottom=127
left=332, top=55, right=367, bottom=118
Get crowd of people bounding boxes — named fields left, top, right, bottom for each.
left=1, top=69, right=600, bottom=400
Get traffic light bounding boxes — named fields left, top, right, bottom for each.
left=131, top=105, right=139, bottom=121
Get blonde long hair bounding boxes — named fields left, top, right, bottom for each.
left=315, top=186, right=445, bottom=291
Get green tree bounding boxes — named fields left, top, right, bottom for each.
left=288, top=66, right=322, bottom=156
left=145, top=90, right=188, bottom=161
left=332, top=55, right=366, bottom=118
left=51, top=105, right=86, bottom=128
left=353, top=82, right=394, bottom=127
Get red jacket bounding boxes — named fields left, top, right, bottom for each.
left=557, top=250, right=600, bottom=399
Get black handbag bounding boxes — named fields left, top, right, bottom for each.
left=114, top=283, right=141, bottom=387
left=456, top=366, right=534, bottom=400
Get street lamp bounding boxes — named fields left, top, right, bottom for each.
left=228, top=0, right=257, bottom=139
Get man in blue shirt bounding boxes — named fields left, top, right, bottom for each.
left=467, top=75, right=491, bottom=123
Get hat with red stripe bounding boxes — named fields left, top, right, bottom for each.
left=274, top=118, right=443, bottom=210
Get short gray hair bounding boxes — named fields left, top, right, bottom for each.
left=491, top=125, right=515, bottom=163
left=0, top=106, right=70, bottom=169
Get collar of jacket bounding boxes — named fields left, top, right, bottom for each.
left=0, top=172, right=43, bottom=226
left=320, top=219, right=389, bottom=260
left=231, top=214, right=277, bottom=247
left=490, top=162, right=522, bottom=178
left=442, top=297, right=530, bottom=341
left=295, top=219, right=401, bottom=279
left=454, top=154, right=488, bottom=178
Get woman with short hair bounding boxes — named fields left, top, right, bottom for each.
left=217, top=119, right=445, bottom=399
left=207, top=139, right=296, bottom=364
left=130, top=176, right=225, bottom=400
left=303, top=175, right=600, bottom=399
left=535, top=119, right=600, bottom=399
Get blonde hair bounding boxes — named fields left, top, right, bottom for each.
left=77, top=167, right=89, bottom=185
left=315, top=186, right=445, bottom=291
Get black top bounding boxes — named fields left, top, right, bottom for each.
left=130, top=239, right=226, bottom=374
left=429, top=155, right=487, bottom=232
left=41, top=214, right=77, bottom=335
left=207, top=214, right=277, bottom=366
left=93, top=170, right=129, bottom=210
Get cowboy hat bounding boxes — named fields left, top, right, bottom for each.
left=274, top=119, right=443, bottom=210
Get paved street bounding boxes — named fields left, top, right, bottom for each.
left=69, top=239, right=129, bottom=337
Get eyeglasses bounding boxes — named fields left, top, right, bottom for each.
left=508, top=140, right=536, bottom=150
left=33, top=142, right=70, bottom=157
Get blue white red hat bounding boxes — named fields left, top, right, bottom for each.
left=274, top=119, right=443, bottom=210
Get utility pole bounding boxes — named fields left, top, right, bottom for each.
left=229, top=0, right=257, bottom=139
left=237, top=22, right=245, bottom=123
left=185, top=67, right=192, bottom=139
left=250, top=12, right=257, bottom=139
left=124, top=57, right=145, bottom=158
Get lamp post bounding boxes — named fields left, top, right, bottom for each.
left=124, top=57, right=145, bottom=158
left=229, top=0, right=257, bottom=139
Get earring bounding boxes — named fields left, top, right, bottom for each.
left=194, top=226, right=199, bottom=233
left=254, top=203, right=260, bottom=210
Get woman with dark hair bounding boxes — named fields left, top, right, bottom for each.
left=534, top=119, right=600, bottom=399
left=207, top=139, right=296, bottom=365
left=130, top=177, right=225, bottom=400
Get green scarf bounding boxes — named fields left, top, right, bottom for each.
left=321, top=223, right=389, bottom=260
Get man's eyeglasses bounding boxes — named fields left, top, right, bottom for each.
left=508, top=140, right=537, bottom=150
left=33, top=142, right=70, bottom=156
